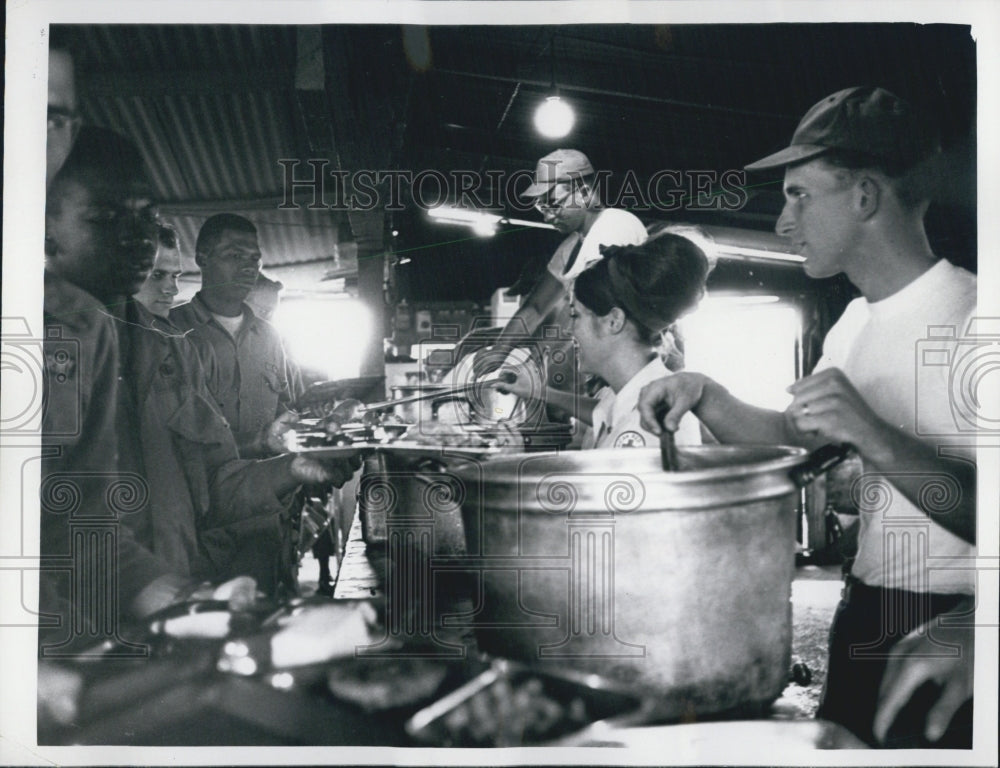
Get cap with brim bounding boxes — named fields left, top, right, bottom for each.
left=523, top=183, right=554, bottom=198
left=744, top=144, right=831, bottom=172
left=744, top=86, right=937, bottom=173
left=522, top=148, right=595, bottom=198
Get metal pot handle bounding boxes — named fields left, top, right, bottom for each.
left=789, top=443, right=854, bottom=487
left=412, top=457, right=450, bottom=475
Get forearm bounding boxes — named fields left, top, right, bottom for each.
left=498, top=375, right=596, bottom=424
left=249, top=453, right=302, bottom=498
left=236, top=431, right=271, bottom=458
left=693, top=377, right=793, bottom=445
left=543, top=388, right=597, bottom=424
left=205, top=455, right=295, bottom=528
left=495, top=304, right=544, bottom=349
left=496, top=272, right=565, bottom=349
left=856, top=421, right=976, bottom=544
left=784, top=367, right=977, bottom=544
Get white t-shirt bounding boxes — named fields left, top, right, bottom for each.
left=813, top=259, right=977, bottom=593
left=210, top=311, right=246, bottom=338
left=586, top=357, right=703, bottom=449
left=546, top=208, right=647, bottom=287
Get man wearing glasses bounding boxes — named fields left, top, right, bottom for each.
left=470, top=148, right=647, bottom=380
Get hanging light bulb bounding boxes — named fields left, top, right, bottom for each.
left=534, top=30, right=575, bottom=139
left=534, top=95, right=575, bottom=139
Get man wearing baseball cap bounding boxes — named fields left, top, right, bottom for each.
left=469, top=148, right=647, bottom=379
left=637, top=87, right=976, bottom=747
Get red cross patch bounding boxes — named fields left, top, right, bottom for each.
left=613, top=430, right=647, bottom=448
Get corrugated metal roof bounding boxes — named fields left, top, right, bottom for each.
left=83, top=89, right=299, bottom=202
left=162, top=207, right=343, bottom=272
left=72, top=25, right=342, bottom=274
left=76, top=25, right=298, bottom=76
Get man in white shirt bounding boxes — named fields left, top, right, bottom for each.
left=637, top=87, right=976, bottom=747
left=470, top=149, right=647, bottom=379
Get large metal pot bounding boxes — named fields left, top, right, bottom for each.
left=452, top=445, right=846, bottom=717
left=358, top=446, right=485, bottom=653
left=356, top=435, right=573, bottom=653
left=359, top=448, right=471, bottom=557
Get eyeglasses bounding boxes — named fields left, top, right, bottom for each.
left=47, top=107, right=81, bottom=132
left=534, top=186, right=575, bottom=212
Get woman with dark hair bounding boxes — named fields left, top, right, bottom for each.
left=496, top=229, right=712, bottom=448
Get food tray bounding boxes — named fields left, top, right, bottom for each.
left=289, top=444, right=381, bottom=459
left=405, top=659, right=651, bottom=747
left=291, top=440, right=507, bottom=461
left=375, top=442, right=506, bottom=460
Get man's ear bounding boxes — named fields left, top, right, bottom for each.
left=855, top=176, right=881, bottom=221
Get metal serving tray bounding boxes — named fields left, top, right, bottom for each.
left=405, top=658, right=653, bottom=747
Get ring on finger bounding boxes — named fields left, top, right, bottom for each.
left=801, top=402, right=811, bottom=416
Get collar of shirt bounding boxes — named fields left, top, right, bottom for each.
left=191, top=292, right=260, bottom=339
left=582, top=385, right=615, bottom=450
left=559, top=232, right=585, bottom=276
left=863, top=258, right=952, bottom=320
left=605, top=356, right=668, bottom=431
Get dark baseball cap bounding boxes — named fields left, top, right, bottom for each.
left=745, top=86, right=939, bottom=173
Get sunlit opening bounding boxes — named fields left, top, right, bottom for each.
left=273, top=297, right=372, bottom=381
left=679, top=296, right=801, bottom=411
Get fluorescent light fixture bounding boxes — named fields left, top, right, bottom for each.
left=534, top=95, right=575, bottom=139
left=427, top=205, right=502, bottom=227
left=472, top=220, right=498, bottom=238
left=426, top=212, right=801, bottom=262
left=428, top=206, right=501, bottom=227
left=699, top=294, right=782, bottom=307
left=428, top=206, right=557, bottom=233
left=697, top=225, right=805, bottom=265
left=715, top=245, right=805, bottom=264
